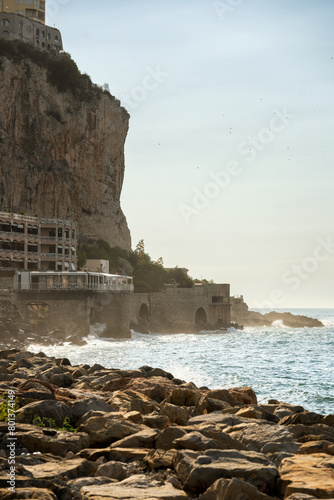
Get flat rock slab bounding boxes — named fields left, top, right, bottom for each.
left=12, top=428, right=90, bottom=457
left=81, top=473, right=188, bottom=499
left=79, top=415, right=140, bottom=445
left=24, top=458, right=97, bottom=480
left=228, top=422, right=298, bottom=453
left=175, top=449, right=278, bottom=494
left=279, top=453, right=334, bottom=498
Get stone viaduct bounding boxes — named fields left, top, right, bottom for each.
left=10, top=284, right=230, bottom=338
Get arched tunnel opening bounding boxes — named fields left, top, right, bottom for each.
left=195, top=307, right=208, bottom=328
left=139, top=303, right=150, bottom=324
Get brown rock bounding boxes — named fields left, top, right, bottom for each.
left=0, top=488, right=57, bottom=499
left=142, top=413, right=170, bottom=430
left=198, top=477, right=277, bottom=500
left=175, top=449, right=278, bottom=494
left=197, top=396, right=232, bottom=414
left=228, top=422, right=298, bottom=453
left=155, top=426, right=187, bottom=450
left=78, top=414, right=140, bottom=445
left=95, top=461, right=129, bottom=480
left=280, top=411, right=324, bottom=426
left=297, top=440, right=334, bottom=455
left=167, top=387, right=201, bottom=407
left=79, top=447, right=149, bottom=463
left=160, top=402, right=189, bottom=426
left=15, top=400, right=71, bottom=427
left=122, top=410, right=143, bottom=423
left=173, top=428, right=248, bottom=452
left=205, top=389, right=241, bottom=407
left=279, top=453, right=334, bottom=498
left=287, top=423, right=334, bottom=443
left=229, top=387, right=258, bottom=405
left=24, top=458, right=97, bottom=480
left=235, top=407, right=263, bottom=419
left=81, top=474, right=189, bottom=499
left=145, top=449, right=177, bottom=469
left=109, top=428, right=158, bottom=449
left=11, top=425, right=90, bottom=457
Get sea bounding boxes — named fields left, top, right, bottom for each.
left=28, top=308, right=334, bottom=416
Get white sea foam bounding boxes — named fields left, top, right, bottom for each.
left=26, top=308, right=334, bottom=414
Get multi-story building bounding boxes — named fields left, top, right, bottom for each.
left=0, top=12, right=62, bottom=51
left=1, top=0, right=45, bottom=24
left=0, top=212, right=77, bottom=272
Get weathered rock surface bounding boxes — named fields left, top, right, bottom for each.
left=0, top=51, right=131, bottom=248
left=198, top=477, right=278, bottom=500
left=279, top=454, right=334, bottom=498
left=81, top=473, right=189, bottom=499
left=174, top=449, right=278, bottom=493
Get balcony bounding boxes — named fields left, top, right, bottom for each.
left=41, top=253, right=56, bottom=259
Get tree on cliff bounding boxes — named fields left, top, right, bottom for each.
left=81, top=239, right=195, bottom=292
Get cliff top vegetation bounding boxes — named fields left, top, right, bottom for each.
left=79, top=239, right=196, bottom=293
left=0, top=39, right=127, bottom=107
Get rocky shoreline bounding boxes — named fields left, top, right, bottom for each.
left=0, top=350, right=333, bottom=499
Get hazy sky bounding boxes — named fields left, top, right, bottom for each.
left=47, top=0, right=334, bottom=308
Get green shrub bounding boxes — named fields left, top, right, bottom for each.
left=33, top=415, right=76, bottom=432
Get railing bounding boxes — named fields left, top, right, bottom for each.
left=0, top=250, right=25, bottom=258
left=0, top=212, right=74, bottom=227
left=0, top=211, right=38, bottom=222
left=16, top=283, right=134, bottom=293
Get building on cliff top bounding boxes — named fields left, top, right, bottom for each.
left=1, top=0, right=45, bottom=24
left=0, top=4, right=63, bottom=53
left=0, top=211, right=77, bottom=272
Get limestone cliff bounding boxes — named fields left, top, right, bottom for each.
left=0, top=45, right=131, bottom=249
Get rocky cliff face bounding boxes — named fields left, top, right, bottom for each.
left=0, top=52, right=131, bottom=249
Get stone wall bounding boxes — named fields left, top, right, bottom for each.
left=149, top=284, right=230, bottom=333
left=11, top=284, right=231, bottom=338
left=14, top=290, right=91, bottom=336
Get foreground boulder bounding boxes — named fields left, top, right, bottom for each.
left=174, top=449, right=278, bottom=494
left=198, top=477, right=278, bottom=500
left=278, top=453, right=334, bottom=498
left=81, top=473, right=189, bottom=499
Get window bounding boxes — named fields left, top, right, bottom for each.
left=47, top=32, right=50, bottom=40
left=41, top=30, right=45, bottom=38
left=1, top=30, right=10, bottom=39
left=2, top=19, right=10, bottom=26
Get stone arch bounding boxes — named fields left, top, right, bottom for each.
left=2, top=19, right=10, bottom=26
left=1, top=30, right=10, bottom=39
left=195, top=307, right=208, bottom=327
left=139, top=303, right=149, bottom=323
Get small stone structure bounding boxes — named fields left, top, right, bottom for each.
left=0, top=12, right=62, bottom=52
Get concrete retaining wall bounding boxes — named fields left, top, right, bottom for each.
left=10, top=283, right=230, bottom=338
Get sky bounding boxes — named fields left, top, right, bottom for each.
left=47, top=0, right=334, bottom=308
